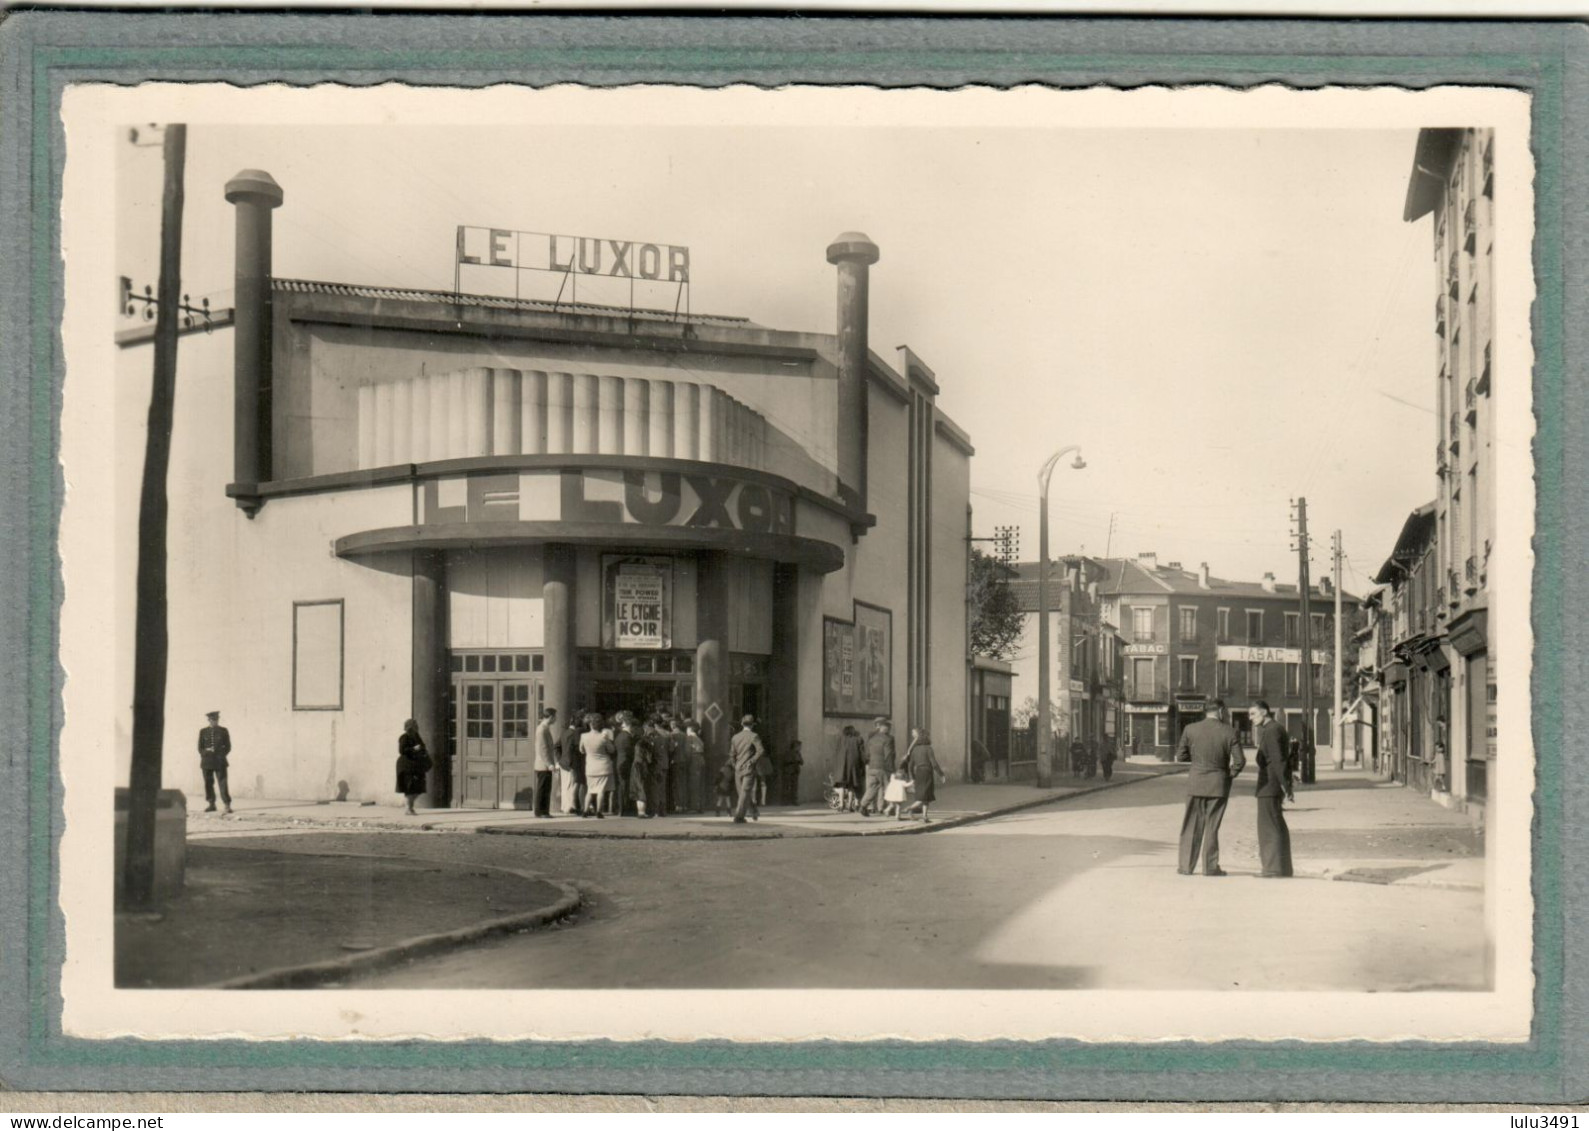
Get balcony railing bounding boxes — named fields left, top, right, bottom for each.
left=1448, top=569, right=1461, bottom=603
left=1435, top=294, right=1447, bottom=337
left=1448, top=249, right=1460, bottom=297
left=1449, top=413, right=1460, bottom=455
left=1482, top=135, right=1494, bottom=198
left=1464, top=199, right=1477, bottom=251
left=1465, top=556, right=1479, bottom=592
left=1465, top=376, right=1477, bottom=411
left=1435, top=586, right=1446, bottom=616
left=1477, top=340, right=1491, bottom=395
left=1436, top=442, right=1449, bottom=478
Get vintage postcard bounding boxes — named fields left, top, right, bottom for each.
left=55, top=79, right=1534, bottom=1048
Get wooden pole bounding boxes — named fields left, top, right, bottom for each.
left=123, top=124, right=186, bottom=908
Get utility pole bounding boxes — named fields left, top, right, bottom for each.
left=1333, top=529, right=1346, bottom=770
left=1293, top=497, right=1316, bottom=785
left=124, top=124, right=187, bottom=907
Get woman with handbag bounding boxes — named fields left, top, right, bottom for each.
left=900, top=727, right=948, bottom=822
left=395, top=718, right=432, bottom=815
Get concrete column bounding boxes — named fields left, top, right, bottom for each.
left=826, top=232, right=880, bottom=511
left=492, top=368, right=521, bottom=456
left=543, top=543, right=577, bottom=729
left=546, top=371, right=573, bottom=453
left=373, top=381, right=396, bottom=467
left=224, top=169, right=284, bottom=514
left=412, top=550, right=450, bottom=809
left=674, top=382, right=700, bottom=460
left=428, top=373, right=451, bottom=462
left=573, top=373, right=600, bottom=455
left=462, top=367, right=493, bottom=457
left=623, top=377, right=650, bottom=456
left=521, top=369, right=548, bottom=455
left=356, top=384, right=377, bottom=470
left=695, top=551, right=730, bottom=775
left=446, top=370, right=468, bottom=458
left=599, top=374, right=626, bottom=454
left=768, top=562, right=800, bottom=799
left=648, top=379, right=674, bottom=458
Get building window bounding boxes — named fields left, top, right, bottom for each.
left=1284, top=612, right=1300, bottom=647
left=1311, top=613, right=1326, bottom=642
left=1217, top=660, right=1231, bottom=693
left=464, top=683, right=495, bottom=739
left=1285, top=663, right=1301, bottom=696
left=292, top=599, right=344, bottom=711
left=1217, top=608, right=1231, bottom=643
left=1178, top=607, right=1197, bottom=643
left=1312, top=663, right=1326, bottom=695
left=500, top=683, right=532, bottom=739
left=1132, top=606, right=1155, bottom=643
left=1245, top=609, right=1263, bottom=643
left=1247, top=661, right=1263, bottom=694
left=1132, top=657, right=1156, bottom=698
left=1178, top=656, right=1197, bottom=691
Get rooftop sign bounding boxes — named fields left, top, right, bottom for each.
left=456, top=227, right=690, bottom=282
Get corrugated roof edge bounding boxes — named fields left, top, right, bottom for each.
left=272, top=277, right=756, bottom=328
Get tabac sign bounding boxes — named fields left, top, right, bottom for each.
left=457, top=227, right=690, bottom=282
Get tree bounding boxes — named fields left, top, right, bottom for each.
left=968, top=545, right=1024, bottom=660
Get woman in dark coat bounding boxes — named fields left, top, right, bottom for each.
left=395, top=718, right=432, bottom=815
left=900, top=727, right=947, bottom=822
left=835, top=724, right=866, bottom=811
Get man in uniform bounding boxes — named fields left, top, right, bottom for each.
left=1174, top=698, right=1245, bottom=876
left=729, top=714, right=764, bottom=824
left=858, top=717, right=896, bottom=817
left=1251, top=700, right=1295, bottom=877
left=197, top=709, right=233, bottom=814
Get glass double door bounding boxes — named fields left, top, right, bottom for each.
left=456, top=678, right=541, bottom=809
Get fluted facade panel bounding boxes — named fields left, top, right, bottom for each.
left=355, top=368, right=797, bottom=474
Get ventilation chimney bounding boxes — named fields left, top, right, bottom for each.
left=1137, top=551, right=1158, bottom=570
left=1321, top=575, right=1334, bottom=597
left=1166, top=561, right=1183, bottom=572
left=1199, top=562, right=1211, bottom=589
left=1262, top=572, right=1277, bottom=593
left=225, top=168, right=285, bottom=517
left=826, top=232, right=879, bottom=512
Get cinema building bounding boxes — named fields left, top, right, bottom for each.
left=114, top=169, right=973, bottom=807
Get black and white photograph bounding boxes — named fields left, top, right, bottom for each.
left=60, top=81, right=1533, bottom=1044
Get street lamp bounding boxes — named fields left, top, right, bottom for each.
left=1037, top=445, right=1087, bottom=789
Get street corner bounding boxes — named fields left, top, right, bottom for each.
left=114, top=843, right=583, bottom=989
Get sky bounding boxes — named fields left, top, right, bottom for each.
left=115, top=114, right=1442, bottom=596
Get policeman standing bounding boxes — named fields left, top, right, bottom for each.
left=197, top=710, right=233, bottom=814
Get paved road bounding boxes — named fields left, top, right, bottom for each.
left=209, top=771, right=1486, bottom=992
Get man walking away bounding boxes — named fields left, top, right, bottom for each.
left=730, top=714, right=764, bottom=823
left=532, top=707, right=559, bottom=817
left=1252, top=700, right=1295, bottom=877
left=1099, top=735, right=1116, bottom=781
left=1175, top=699, right=1245, bottom=876
left=197, top=710, right=232, bottom=814
left=858, top=717, right=896, bottom=817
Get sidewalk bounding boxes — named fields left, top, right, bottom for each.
left=115, top=845, right=580, bottom=989
left=187, top=761, right=1186, bottom=841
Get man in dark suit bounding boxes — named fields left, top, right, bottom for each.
left=858, top=717, right=896, bottom=817
left=1251, top=700, right=1295, bottom=877
left=1174, top=699, right=1245, bottom=876
left=197, top=709, right=232, bottom=814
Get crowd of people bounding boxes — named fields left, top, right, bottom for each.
left=395, top=707, right=806, bottom=821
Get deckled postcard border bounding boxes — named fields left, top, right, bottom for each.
left=0, top=13, right=1581, bottom=1101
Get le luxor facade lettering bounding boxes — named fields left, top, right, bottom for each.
left=423, top=466, right=795, bottom=535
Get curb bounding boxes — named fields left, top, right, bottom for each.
left=210, top=860, right=584, bottom=990
left=474, top=767, right=1188, bottom=842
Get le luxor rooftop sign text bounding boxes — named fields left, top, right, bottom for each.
left=456, top=226, right=691, bottom=283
